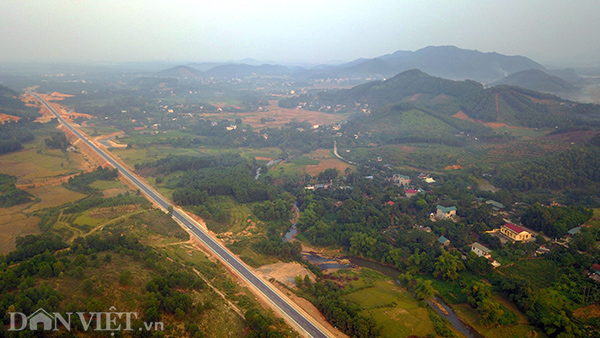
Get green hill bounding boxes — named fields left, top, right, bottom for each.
left=283, top=70, right=600, bottom=131
left=312, top=69, right=483, bottom=110
left=491, top=69, right=577, bottom=94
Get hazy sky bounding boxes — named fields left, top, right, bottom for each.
left=1, top=0, right=599, bottom=67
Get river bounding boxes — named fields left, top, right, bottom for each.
left=255, top=159, right=283, bottom=180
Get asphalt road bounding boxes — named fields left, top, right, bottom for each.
left=30, top=92, right=330, bottom=338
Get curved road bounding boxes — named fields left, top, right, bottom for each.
left=30, top=91, right=330, bottom=338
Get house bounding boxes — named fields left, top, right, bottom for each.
left=591, top=263, right=600, bottom=275
left=405, top=188, right=420, bottom=198
left=391, top=174, right=411, bottom=187
left=424, top=177, right=436, bottom=184
left=500, top=223, right=531, bottom=241
left=438, top=236, right=450, bottom=247
left=386, top=201, right=395, bottom=206
left=486, top=200, right=505, bottom=211
left=536, top=245, right=551, bottom=255
left=415, top=225, right=432, bottom=232
left=436, top=205, right=457, bottom=220
left=471, top=242, right=492, bottom=258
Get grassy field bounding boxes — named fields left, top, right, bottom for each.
left=80, top=125, right=122, bottom=136
left=117, top=130, right=199, bottom=145
left=26, top=184, right=87, bottom=211
left=453, top=303, right=544, bottom=338
left=498, top=258, right=560, bottom=289
left=371, top=109, right=458, bottom=136
left=0, top=204, right=40, bottom=253
left=0, top=146, right=88, bottom=182
left=269, top=148, right=353, bottom=177
left=336, top=268, right=437, bottom=338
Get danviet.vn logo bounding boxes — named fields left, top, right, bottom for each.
left=8, top=307, right=164, bottom=333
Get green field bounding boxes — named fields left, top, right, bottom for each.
left=80, top=125, right=122, bottom=136
left=453, top=303, right=544, bottom=338
left=373, top=109, right=459, bottom=136
left=290, top=156, right=320, bottom=165
left=339, top=269, right=436, bottom=338
left=498, top=258, right=560, bottom=289
left=118, top=130, right=200, bottom=145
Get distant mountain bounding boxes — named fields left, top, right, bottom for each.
left=186, top=62, right=228, bottom=72
left=203, top=64, right=292, bottom=78
left=156, top=65, right=203, bottom=78
left=491, top=69, right=577, bottom=94
left=301, top=46, right=546, bottom=83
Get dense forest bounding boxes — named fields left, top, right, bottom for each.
left=0, top=85, right=44, bottom=154
left=0, top=174, right=34, bottom=207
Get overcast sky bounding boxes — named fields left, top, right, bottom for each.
left=1, top=0, right=599, bottom=67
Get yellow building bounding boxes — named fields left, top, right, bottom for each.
left=500, top=223, right=531, bottom=241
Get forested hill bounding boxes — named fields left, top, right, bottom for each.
left=0, top=85, right=44, bottom=155
left=0, top=85, right=39, bottom=121
left=280, top=69, right=482, bottom=111
left=491, top=69, right=577, bottom=95
left=281, top=70, right=600, bottom=129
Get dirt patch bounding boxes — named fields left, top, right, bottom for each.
left=255, top=157, right=273, bottom=161
left=0, top=113, right=21, bottom=124
left=482, top=122, right=512, bottom=128
left=198, top=101, right=347, bottom=128
left=452, top=111, right=476, bottom=123
left=525, top=95, right=555, bottom=105
left=303, top=159, right=353, bottom=176
left=573, top=303, right=600, bottom=320
left=256, top=262, right=316, bottom=288
left=444, top=164, right=463, bottom=170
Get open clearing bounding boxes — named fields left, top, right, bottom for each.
left=255, top=262, right=315, bottom=288
left=338, top=270, right=436, bottom=338
left=272, top=148, right=354, bottom=176
left=0, top=204, right=40, bottom=253
left=198, top=100, right=349, bottom=128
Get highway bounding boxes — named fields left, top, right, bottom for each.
left=29, top=91, right=330, bottom=338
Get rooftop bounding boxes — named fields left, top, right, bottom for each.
left=437, top=205, right=457, bottom=213
left=504, top=223, right=527, bottom=234
left=471, top=242, right=492, bottom=253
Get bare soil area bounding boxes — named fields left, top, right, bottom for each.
left=0, top=113, right=21, bottom=123
left=198, top=101, right=347, bottom=128
left=255, top=262, right=315, bottom=288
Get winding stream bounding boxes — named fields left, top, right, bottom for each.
left=255, top=159, right=283, bottom=180
left=302, top=253, right=485, bottom=338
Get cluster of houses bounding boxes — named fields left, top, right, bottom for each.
left=304, top=183, right=332, bottom=190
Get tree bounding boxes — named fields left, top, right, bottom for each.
left=433, top=250, right=464, bottom=281
left=463, top=281, right=491, bottom=308
left=349, top=233, right=377, bottom=258
left=414, top=279, right=435, bottom=301
left=479, top=299, right=504, bottom=327
left=119, top=270, right=132, bottom=286
left=38, top=263, right=53, bottom=279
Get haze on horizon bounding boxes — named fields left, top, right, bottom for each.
left=1, top=0, right=599, bottom=68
